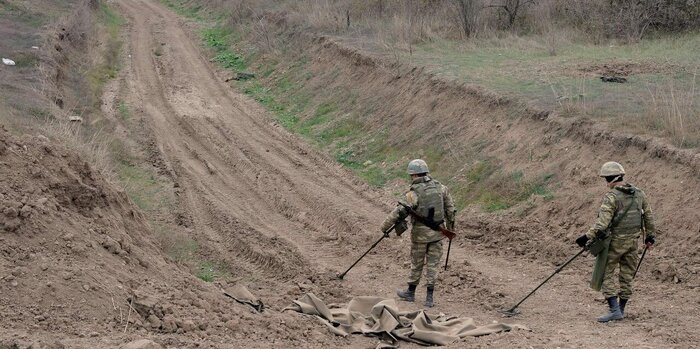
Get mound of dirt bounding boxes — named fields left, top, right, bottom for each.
left=577, top=61, right=686, bottom=77
left=0, top=127, right=345, bottom=348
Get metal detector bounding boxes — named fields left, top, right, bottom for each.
left=499, top=247, right=587, bottom=317
left=337, top=224, right=396, bottom=279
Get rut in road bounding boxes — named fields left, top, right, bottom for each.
left=118, top=0, right=391, bottom=284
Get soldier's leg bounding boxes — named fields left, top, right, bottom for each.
left=408, top=242, right=428, bottom=286
left=618, top=239, right=639, bottom=301
left=601, top=239, right=624, bottom=299
left=423, top=240, right=443, bottom=308
left=424, top=240, right=444, bottom=286
left=598, top=239, right=625, bottom=322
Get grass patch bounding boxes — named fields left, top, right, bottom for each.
left=195, top=261, right=227, bottom=282
left=86, top=1, right=123, bottom=108
left=118, top=100, right=129, bottom=120
left=404, top=34, right=700, bottom=147
left=115, top=159, right=171, bottom=212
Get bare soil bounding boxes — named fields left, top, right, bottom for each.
left=1, top=0, right=699, bottom=348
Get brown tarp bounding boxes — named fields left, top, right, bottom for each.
left=284, top=293, right=528, bottom=346
left=224, top=285, right=264, bottom=312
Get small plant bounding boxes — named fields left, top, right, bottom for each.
left=118, top=101, right=129, bottom=120
left=195, top=261, right=226, bottom=282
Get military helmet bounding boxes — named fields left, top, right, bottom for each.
left=407, top=159, right=429, bottom=175
left=599, top=161, right=625, bottom=177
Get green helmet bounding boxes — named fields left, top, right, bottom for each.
left=599, top=161, right=625, bottom=177
left=407, top=159, right=429, bottom=175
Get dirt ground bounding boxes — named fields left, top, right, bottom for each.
left=1, top=0, right=699, bottom=348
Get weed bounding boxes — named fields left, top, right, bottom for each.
left=118, top=101, right=129, bottom=120
left=196, top=261, right=227, bottom=282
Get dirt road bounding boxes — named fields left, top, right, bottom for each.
left=115, top=1, right=698, bottom=347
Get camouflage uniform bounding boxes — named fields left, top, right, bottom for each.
left=586, top=183, right=656, bottom=300
left=381, top=176, right=456, bottom=286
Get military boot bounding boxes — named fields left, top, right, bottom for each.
left=597, top=297, right=623, bottom=322
left=619, top=298, right=628, bottom=316
left=424, top=286, right=435, bottom=308
left=397, top=284, right=416, bottom=302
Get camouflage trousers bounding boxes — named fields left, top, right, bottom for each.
left=408, top=240, right=443, bottom=286
left=602, top=237, right=639, bottom=299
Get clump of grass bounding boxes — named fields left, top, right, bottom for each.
left=641, top=75, right=700, bottom=148
left=118, top=100, right=129, bottom=120
left=195, top=261, right=227, bottom=282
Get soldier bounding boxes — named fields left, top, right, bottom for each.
left=380, top=159, right=456, bottom=308
left=575, top=161, right=656, bottom=322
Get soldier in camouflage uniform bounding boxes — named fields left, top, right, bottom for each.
left=380, top=159, right=456, bottom=308
left=576, top=162, right=656, bottom=322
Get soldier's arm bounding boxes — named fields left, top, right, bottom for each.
left=442, top=185, right=456, bottom=230
left=641, top=192, right=657, bottom=238
left=379, top=191, right=415, bottom=233
left=586, top=193, right=617, bottom=239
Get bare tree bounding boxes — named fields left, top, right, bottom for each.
left=484, top=0, right=535, bottom=29
left=452, top=0, right=479, bottom=37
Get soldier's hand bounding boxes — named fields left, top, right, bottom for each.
left=644, top=235, right=655, bottom=249
left=575, top=234, right=589, bottom=248
left=382, top=230, right=391, bottom=238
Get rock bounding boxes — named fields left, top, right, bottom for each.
left=147, top=314, right=162, bottom=329
left=19, top=205, right=33, bottom=218
left=34, top=314, right=46, bottom=322
left=88, top=331, right=99, bottom=337
left=68, top=116, right=83, bottom=122
left=10, top=280, right=18, bottom=287
left=2, top=218, right=20, bottom=232
left=102, top=237, right=123, bottom=254
left=4, top=207, right=18, bottom=217
left=225, top=319, right=240, bottom=331
left=28, top=343, right=41, bottom=349
left=179, top=319, right=197, bottom=332
left=46, top=340, right=65, bottom=349
left=161, top=315, right=177, bottom=333
left=83, top=284, right=91, bottom=291
left=121, top=339, right=164, bottom=349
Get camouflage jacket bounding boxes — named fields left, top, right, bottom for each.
left=586, top=183, right=656, bottom=240
left=381, top=176, right=456, bottom=243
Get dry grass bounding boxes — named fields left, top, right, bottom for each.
left=41, top=116, right=117, bottom=182
left=642, top=72, right=700, bottom=148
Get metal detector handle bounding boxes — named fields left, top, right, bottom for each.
left=338, top=224, right=395, bottom=279
left=444, top=238, right=452, bottom=271
left=633, top=245, right=648, bottom=279
left=506, top=247, right=587, bottom=312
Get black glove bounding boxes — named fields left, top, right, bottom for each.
left=575, top=234, right=589, bottom=248
left=644, top=235, right=655, bottom=245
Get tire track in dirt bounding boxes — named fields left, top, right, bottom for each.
left=117, top=0, right=388, bottom=283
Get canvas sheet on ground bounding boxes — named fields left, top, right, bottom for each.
left=284, top=293, right=529, bottom=347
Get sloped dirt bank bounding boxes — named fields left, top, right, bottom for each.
left=241, top=34, right=699, bottom=287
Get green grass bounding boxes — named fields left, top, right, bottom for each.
left=195, top=261, right=227, bottom=282
left=118, top=101, right=129, bottom=120
left=115, top=160, right=171, bottom=211
left=86, top=2, right=123, bottom=108
left=403, top=34, right=700, bottom=146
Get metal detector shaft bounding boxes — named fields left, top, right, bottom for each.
left=338, top=224, right=395, bottom=279
left=503, top=247, right=587, bottom=313
left=633, top=245, right=648, bottom=279
left=444, top=238, right=452, bottom=271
